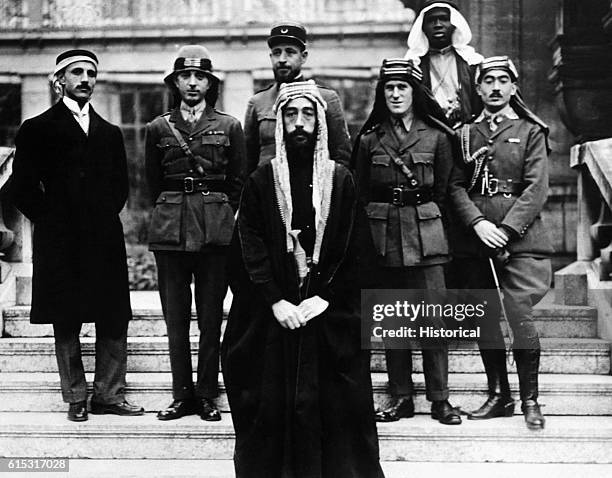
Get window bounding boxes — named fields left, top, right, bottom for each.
left=313, top=76, right=376, bottom=140
left=0, top=83, right=21, bottom=146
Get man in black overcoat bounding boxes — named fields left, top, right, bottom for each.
left=9, top=49, right=144, bottom=421
left=222, top=81, right=384, bottom=478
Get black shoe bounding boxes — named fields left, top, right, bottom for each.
left=522, top=399, right=545, bottom=430
left=90, top=400, right=145, bottom=416
left=468, top=395, right=515, bottom=420
left=157, top=399, right=197, bottom=421
left=375, top=396, right=415, bottom=422
left=67, top=401, right=88, bottom=422
left=198, top=398, right=221, bottom=421
left=431, top=400, right=462, bottom=425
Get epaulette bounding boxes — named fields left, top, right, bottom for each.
left=253, top=83, right=275, bottom=95
left=363, top=123, right=381, bottom=136
left=147, top=111, right=171, bottom=126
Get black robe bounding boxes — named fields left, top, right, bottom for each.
left=222, top=162, right=384, bottom=478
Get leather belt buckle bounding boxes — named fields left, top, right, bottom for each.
left=183, top=177, right=195, bottom=193
left=391, top=187, right=405, bottom=207
left=487, top=178, right=499, bottom=196
left=503, top=179, right=513, bottom=199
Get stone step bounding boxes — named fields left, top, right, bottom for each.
left=32, top=459, right=612, bottom=478
left=0, top=412, right=610, bottom=463
left=0, top=337, right=608, bottom=374
left=2, top=290, right=598, bottom=338
left=1, top=372, right=611, bottom=416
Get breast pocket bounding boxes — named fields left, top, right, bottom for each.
left=370, top=154, right=392, bottom=185
left=257, top=113, right=276, bottom=146
left=411, top=152, right=434, bottom=187
left=148, top=191, right=183, bottom=245
left=200, top=133, right=231, bottom=170
left=415, top=202, right=449, bottom=257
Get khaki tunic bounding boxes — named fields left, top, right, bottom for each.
left=353, top=117, right=454, bottom=267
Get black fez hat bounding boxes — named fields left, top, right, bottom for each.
left=267, top=21, right=307, bottom=50
left=420, top=0, right=459, bottom=12
left=379, top=58, right=423, bottom=83
left=54, top=49, right=98, bottom=75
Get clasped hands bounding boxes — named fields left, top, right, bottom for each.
left=271, top=296, right=329, bottom=330
left=473, top=219, right=509, bottom=249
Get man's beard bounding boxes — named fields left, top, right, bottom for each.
left=274, top=67, right=299, bottom=84
left=285, top=129, right=316, bottom=158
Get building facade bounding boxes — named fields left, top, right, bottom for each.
left=2, top=0, right=607, bottom=267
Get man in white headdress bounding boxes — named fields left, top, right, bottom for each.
left=405, top=0, right=483, bottom=127
left=222, top=80, right=384, bottom=478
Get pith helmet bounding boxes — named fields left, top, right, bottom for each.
left=164, top=45, right=220, bottom=106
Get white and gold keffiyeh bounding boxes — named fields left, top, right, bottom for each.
left=272, top=80, right=335, bottom=280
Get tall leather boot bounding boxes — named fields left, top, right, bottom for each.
left=514, top=348, right=545, bottom=430
left=468, top=348, right=514, bottom=420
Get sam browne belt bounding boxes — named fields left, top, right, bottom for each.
left=164, top=175, right=226, bottom=194
left=370, top=186, right=433, bottom=207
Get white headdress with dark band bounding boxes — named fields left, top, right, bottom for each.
left=272, top=80, right=334, bottom=279
left=51, top=49, right=98, bottom=97
left=405, top=2, right=483, bottom=66
left=474, top=56, right=519, bottom=84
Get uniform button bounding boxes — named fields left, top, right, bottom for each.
left=189, top=169, right=193, bottom=173
left=162, top=196, right=166, bottom=201
left=487, top=156, right=493, bottom=161
left=488, top=140, right=493, bottom=145
left=189, top=137, right=193, bottom=141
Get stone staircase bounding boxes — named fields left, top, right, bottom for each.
left=0, top=290, right=611, bottom=476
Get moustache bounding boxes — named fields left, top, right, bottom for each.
left=286, top=128, right=315, bottom=146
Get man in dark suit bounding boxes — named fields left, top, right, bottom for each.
left=244, top=21, right=351, bottom=174
left=405, top=0, right=483, bottom=127
left=449, top=56, right=552, bottom=430
left=10, top=49, right=144, bottom=421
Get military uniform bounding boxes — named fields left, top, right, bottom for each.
left=244, top=81, right=351, bottom=174
left=354, top=115, right=454, bottom=407
left=449, top=110, right=552, bottom=384
left=145, top=45, right=245, bottom=420
left=448, top=56, right=552, bottom=430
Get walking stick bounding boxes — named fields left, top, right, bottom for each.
left=488, top=257, right=515, bottom=365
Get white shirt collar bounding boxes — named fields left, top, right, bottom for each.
left=179, top=100, right=206, bottom=123
left=63, top=96, right=89, bottom=117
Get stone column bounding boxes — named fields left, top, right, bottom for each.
left=222, top=71, right=253, bottom=125
left=21, top=74, right=51, bottom=121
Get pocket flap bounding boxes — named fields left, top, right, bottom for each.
left=201, top=134, right=230, bottom=146
left=202, top=192, right=229, bottom=203
left=156, top=191, right=184, bottom=205
left=415, top=201, right=441, bottom=220
left=372, top=155, right=391, bottom=166
left=365, top=202, right=390, bottom=220
left=411, top=152, right=434, bottom=164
